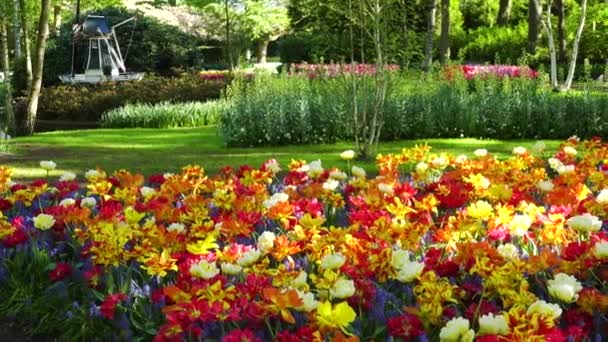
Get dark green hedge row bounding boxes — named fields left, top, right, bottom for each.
left=37, top=74, right=227, bottom=122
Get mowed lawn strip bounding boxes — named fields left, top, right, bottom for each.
left=0, top=127, right=561, bottom=180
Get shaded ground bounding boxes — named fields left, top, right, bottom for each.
left=0, top=321, right=55, bottom=342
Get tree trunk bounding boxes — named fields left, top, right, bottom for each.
left=362, top=0, right=387, bottom=160
left=13, top=0, right=21, bottom=59
left=52, top=4, right=62, bottom=34
left=533, top=0, right=558, bottom=90
left=348, top=0, right=359, bottom=151
left=19, top=0, right=33, bottom=90
left=439, top=0, right=450, bottom=64
left=556, top=0, right=566, bottom=63
left=563, top=0, right=587, bottom=90
left=497, top=0, right=512, bottom=26
left=256, top=39, right=269, bottom=64
left=22, top=0, right=51, bottom=136
left=1, top=16, right=16, bottom=135
left=527, top=0, right=540, bottom=54
left=401, top=0, right=408, bottom=63
left=224, top=0, right=233, bottom=70
left=423, top=0, right=437, bottom=71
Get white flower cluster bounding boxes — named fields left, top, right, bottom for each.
left=567, top=214, right=602, bottom=233
left=596, top=189, right=608, bottom=205
left=167, top=223, right=186, bottom=234
left=547, top=273, right=583, bottom=303
left=478, top=313, right=509, bottom=336
left=40, top=160, right=57, bottom=170
left=548, top=157, right=575, bottom=175
left=190, top=260, right=219, bottom=279
left=237, top=249, right=261, bottom=266
left=512, top=146, right=527, bottom=155
left=330, top=278, right=355, bottom=299
left=320, top=252, right=346, bottom=270
left=257, top=231, right=276, bottom=253
left=509, top=214, right=532, bottom=237
left=307, top=160, right=324, bottom=178
left=340, top=150, right=355, bottom=160
left=59, top=171, right=76, bottom=182
left=439, top=317, right=475, bottom=342
left=391, top=249, right=424, bottom=283
left=595, top=241, right=608, bottom=258
left=497, top=243, right=519, bottom=259
left=527, top=300, right=562, bottom=320
left=263, top=192, right=289, bottom=209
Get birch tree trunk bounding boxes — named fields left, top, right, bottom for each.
left=563, top=0, right=587, bottom=90
left=19, top=0, right=33, bottom=90
left=348, top=0, right=359, bottom=151
left=606, top=0, right=608, bottom=82
left=0, top=15, right=16, bottom=135
left=363, top=0, right=388, bottom=159
left=533, top=0, right=587, bottom=91
left=423, top=0, right=437, bottom=71
left=13, top=0, right=21, bottom=59
left=532, top=0, right=558, bottom=90
left=439, top=0, right=450, bottom=64
left=556, top=0, right=566, bottom=62
left=22, top=0, right=51, bottom=136
left=224, top=0, right=233, bottom=70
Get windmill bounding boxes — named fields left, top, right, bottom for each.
left=59, top=5, right=144, bottom=84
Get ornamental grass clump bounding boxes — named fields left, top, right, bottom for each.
left=101, top=100, right=227, bottom=128
left=0, top=137, right=607, bottom=340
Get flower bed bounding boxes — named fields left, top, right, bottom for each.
left=288, top=63, right=400, bottom=79
left=445, top=65, right=540, bottom=80
left=198, top=70, right=255, bottom=81
left=0, top=138, right=607, bottom=341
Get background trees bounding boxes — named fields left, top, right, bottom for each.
left=282, top=0, right=606, bottom=78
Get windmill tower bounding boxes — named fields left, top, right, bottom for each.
left=59, top=15, right=144, bottom=84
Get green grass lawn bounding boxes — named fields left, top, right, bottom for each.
left=0, top=127, right=561, bottom=180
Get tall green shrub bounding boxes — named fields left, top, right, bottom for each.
left=458, top=24, right=528, bottom=63
left=219, top=72, right=608, bottom=146
left=220, top=74, right=347, bottom=147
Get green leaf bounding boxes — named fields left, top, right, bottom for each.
left=91, top=289, right=106, bottom=302
left=145, top=327, right=158, bottom=336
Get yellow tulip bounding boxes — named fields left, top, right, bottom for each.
left=315, top=301, right=356, bottom=334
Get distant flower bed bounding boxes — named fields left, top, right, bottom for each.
left=198, top=70, right=255, bottom=81
left=446, top=65, right=540, bottom=80
left=0, top=138, right=607, bottom=340
left=289, top=63, right=400, bottom=78
left=198, top=70, right=231, bottom=81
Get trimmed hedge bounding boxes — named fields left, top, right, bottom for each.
left=38, top=74, right=227, bottom=122
left=219, top=73, right=608, bottom=147
left=101, top=101, right=226, bottom=128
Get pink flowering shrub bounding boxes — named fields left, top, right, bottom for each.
left=289, top=63, right=400, bottom=79
left=445, top=65, right=540, bottom=80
